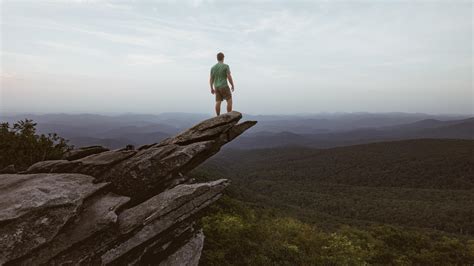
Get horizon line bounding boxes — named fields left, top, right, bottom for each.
left=1, top=110, right=473, bottom=117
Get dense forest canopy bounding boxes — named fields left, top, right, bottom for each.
left=194, top=139, right=474, bottom=237
left=198, top=195, right=474, bottom=265
left=193, top=139, right=474, bottom=264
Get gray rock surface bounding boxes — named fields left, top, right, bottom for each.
left=0, top=111, right=256, bottom=265
left=0, top=173, right=109, bottom=264
left=26, top=111, right=257, bottom=202
left=101, top=180, right=228, bottom=264
left=63, top=145, right=110, bottom=161
left=159, top=230, right=205, bottom=266
left=26, top=149, right=136, bottom=177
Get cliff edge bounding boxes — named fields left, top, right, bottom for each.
left=0, top=111, right=256, bottom=265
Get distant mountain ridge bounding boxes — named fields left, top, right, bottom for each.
left=229, top=117, right=474, bottom=149
left=1, top=112, right=472, bottom=149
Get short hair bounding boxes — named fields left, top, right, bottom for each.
left=217, top=52, right=224, bottom=61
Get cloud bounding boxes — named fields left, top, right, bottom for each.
left=37, top=41, right=103, bottom=56
left=243, top=10, right=312, bottom=35
left=185, top=49, right=215, bottom=59
left=73, top=28, right=152, bottom=47
left=126, top=54, right=172, bottom=66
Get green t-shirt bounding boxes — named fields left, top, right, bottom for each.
left=210, top=62, right=230, bottom=89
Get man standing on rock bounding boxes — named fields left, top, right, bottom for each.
left=209, top=52, right=234, bottom=116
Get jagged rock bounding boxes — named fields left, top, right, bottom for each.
left=116, top=221, right=197, bottom=265
left=117, top=180, right=228, bottom=234
left=26, top=149, right=136, bottom=177
left=16, top=192, right=130, bottom=265
left=102, top=111, right=257, bottom=201
left=25, top=111, right=257, bottom=202
left=73, top=149, right=137, bottom=176
left=25, top=159, right=81, bottom=173
left=0, top=111, right=256, bottom=265
left=159, top=230, right=205, bottom=266
left=0, top=173, right=109, bottom=264
left=63, top=145, right=110, bottom=161
left=0, top=165, right=16, bottom=174
left=101, top=180, right=228, bottom=264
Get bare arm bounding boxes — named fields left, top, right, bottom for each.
left=227, top=72, right=234, bottom=92
left=209, top=75, right=215, bottom=94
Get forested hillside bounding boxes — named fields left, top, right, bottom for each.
left=197, top=195, right=473, bottom=265
left=219, top=139, right=473, bottom=189
left=193, top=139, right=474, bottom=264
left=194, top=139, right=474, bottom=236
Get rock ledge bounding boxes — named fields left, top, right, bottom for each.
left=0, top=111, right=256, bottom=265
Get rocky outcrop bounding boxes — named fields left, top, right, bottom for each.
left=63, top=145, right=110, bottom=161
left=0, top=111, right=256, bottom=265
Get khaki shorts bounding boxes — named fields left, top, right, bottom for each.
left=215, top=86, right=232, bottom=102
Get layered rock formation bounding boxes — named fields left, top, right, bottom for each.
left=0, top=111, right=256, bottom=265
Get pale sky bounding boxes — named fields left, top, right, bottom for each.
left=1, top=0, right=472, bottom=115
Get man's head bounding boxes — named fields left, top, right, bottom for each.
left=217, top=52, right=224, bottom=62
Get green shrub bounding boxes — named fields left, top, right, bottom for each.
left=199, top=196, right=474, bottom=265
left=0, top=119, right=72, bottom=170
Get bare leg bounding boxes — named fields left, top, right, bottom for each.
left=226, top=98, right=233, bottom=113
left=215, top=101, right=222, bottom=116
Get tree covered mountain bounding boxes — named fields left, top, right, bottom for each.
left=194, top=139, right=474, bottom=236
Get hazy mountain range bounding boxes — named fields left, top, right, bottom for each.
left=230, top=117, right=474, bottom=149
left=1, top=112, right=472, bottom=149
